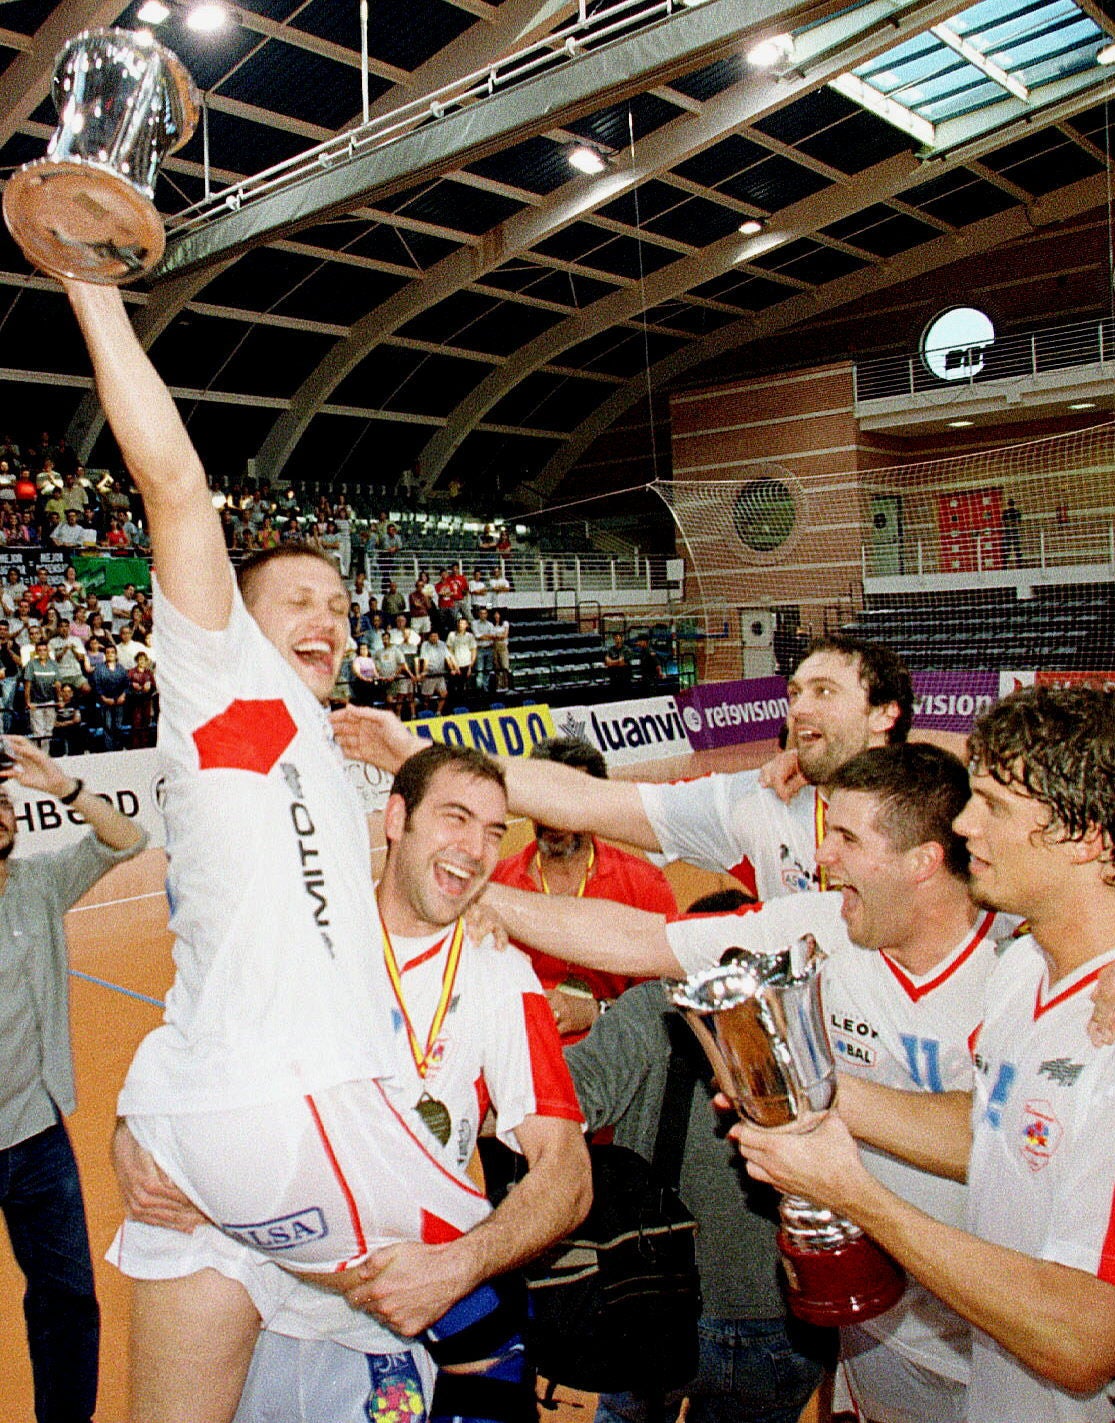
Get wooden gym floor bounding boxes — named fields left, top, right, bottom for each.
left=0, top=739, right=825, bottom=1422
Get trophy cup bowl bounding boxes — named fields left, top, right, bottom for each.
left=3, top=27, right=199, bottom=284
left=670, top=944, right=905, bottom=1327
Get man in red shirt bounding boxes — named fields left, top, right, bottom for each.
left=490, top=736, right=677, bottom=1042
left=24, top=570, right=54, bottom=619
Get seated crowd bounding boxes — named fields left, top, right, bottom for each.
left=339, top=566, right=512, bottom=718
left=0, top=566, right=156, bottom=754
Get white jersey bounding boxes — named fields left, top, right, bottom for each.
left=373, top=921, right=584, bottom=1174
left=119, top=577, right=389, bottom=1115
left=640, top=772, right=822, bottom=899
left=666, top=900, right=1009, bottom=1392
left=967, top=938, right=1115, bottom=1423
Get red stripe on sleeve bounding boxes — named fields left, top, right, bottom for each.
left=474, top=1072, right=491, bottom=1124
left=1097, top=1181, right=1115, bottom=1286
left=521, top=991, right=584, bottom=1122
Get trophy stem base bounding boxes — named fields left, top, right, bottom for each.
left=3, top=159, right=164, bottom=284
left=777, top=1229, right=906, bottom=1328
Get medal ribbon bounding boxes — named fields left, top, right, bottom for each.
left=380, top=916, right=465, bottom=1080
left=814, top=791, right=828, bottom=891
left=535, top=838, right=596, bottom=897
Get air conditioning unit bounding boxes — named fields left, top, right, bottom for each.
left=739, top=608, right=774, bottom=648
left=739, top=607, right=776, bottom=678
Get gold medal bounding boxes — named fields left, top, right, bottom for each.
left=416, top=1092, right=452, bottom=1146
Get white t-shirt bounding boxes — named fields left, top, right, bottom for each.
left=119, top=576, right=389, bottom=1115
left=640, top=773, right=821, bottom=899
left=667, top=899, right=1010, bottom=1387
left=967, top=937, right=1115, bottom=1422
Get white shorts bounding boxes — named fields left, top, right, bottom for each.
left=108, top=1217, right=425, bottom=1351
left=123, top=1078, right=489, bottom=1273
left=234, top=1332, right=434, bottom=1423
left=836, top=1329, right=967, bottom=1423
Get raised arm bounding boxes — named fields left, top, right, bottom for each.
left=330, top=706, right=662, bottom=849
left=6, top=735, right=143, bottom=852
left=63, top=282, right=230, bottom=629
left=482, top=882, right=683, bottom=977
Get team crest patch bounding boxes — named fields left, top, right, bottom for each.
left=1020, top=1099, right=1063, bottom=1171
left=223, top=1205, right=328, bottom=1251
left=193, top=698, right=297, bottom=774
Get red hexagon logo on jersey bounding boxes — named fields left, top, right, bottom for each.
left=1020, top=1098, right=1062, bottom=1172
left=192, top=698, right=297, bottom=775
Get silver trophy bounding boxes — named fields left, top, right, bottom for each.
left=671, top=942, right=904, bottom=1326
left=3, top=27, right=199, bottom=283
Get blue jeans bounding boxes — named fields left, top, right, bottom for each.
left=596, top=1316, right=827, bottom=1423
left=0, top=1119, right=99, bottom=1423
left=100, top=702, right=126, bottom=750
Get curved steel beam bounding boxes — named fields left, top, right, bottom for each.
left=255, top=0, right=946, bottom=481
left=418, top=61, right=1115, bottom=496
left=416, top=150, right=921, bottom=489
left=524, top=170, right=1111, bottom=505
left=64, top=0, right=580, bottom=460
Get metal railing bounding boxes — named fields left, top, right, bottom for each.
left=861, top=516, right=1115, bottom=579
left=168, top=0, right=697, bottom=238
left=364, top=549, right=681, bottom=597
left=853, top=317, right=1115, bottom=404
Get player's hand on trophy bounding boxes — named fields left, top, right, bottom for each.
left=729, top=1109, right=868, bottom=1213
left=758, top=748, right=806, bottom=803
left=1088, top=963, right=1115, bottom=1047
left=112, top=1119, right=209, bottom=1231
left=330, top=705, right=424, bottom=773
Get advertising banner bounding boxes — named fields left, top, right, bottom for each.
left=75, top=555, right=152, bottom=594
left=911, top=671, right=999, bottom=734
left=0, top=548, right=67, bottom=583
left=1035, top=669, right=1115, bottom=691
left=552, top=696, right=692, bottom=767
left=8, top=746, right=163, bottom=855
left=676, top=676, right=789, bottom=751
left=411, top=704, right=555, bottom=758
left=999, top=670, right=1036, bottom=698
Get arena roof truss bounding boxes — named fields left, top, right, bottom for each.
left=0, top=0, right=1113, bottom=499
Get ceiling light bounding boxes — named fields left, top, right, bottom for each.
left=137, top=0, right=171, bottom=22
left=1069, top=401, right=1097, bottom=410
left=187, top=2, right=228, bottom=31
left=1098, top=40, right=1115, bottom=64
left=948, top=419, right=974, bottom=428
left=738, top=218, right=764, bottom=235
left=747, top=33, right=794, bottom=68
left=568, top=145, right=607, bottom=175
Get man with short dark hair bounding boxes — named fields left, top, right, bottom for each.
left=67, top=279, right=589, bottom=1423
left=479, top=742, right=1011, bottom=1422
left=490, top=736, right=676, bottom=1042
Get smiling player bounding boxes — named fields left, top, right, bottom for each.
left=333, top=634, right=913, bottom=903
left=65, top=281, right=588, bottom=1423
